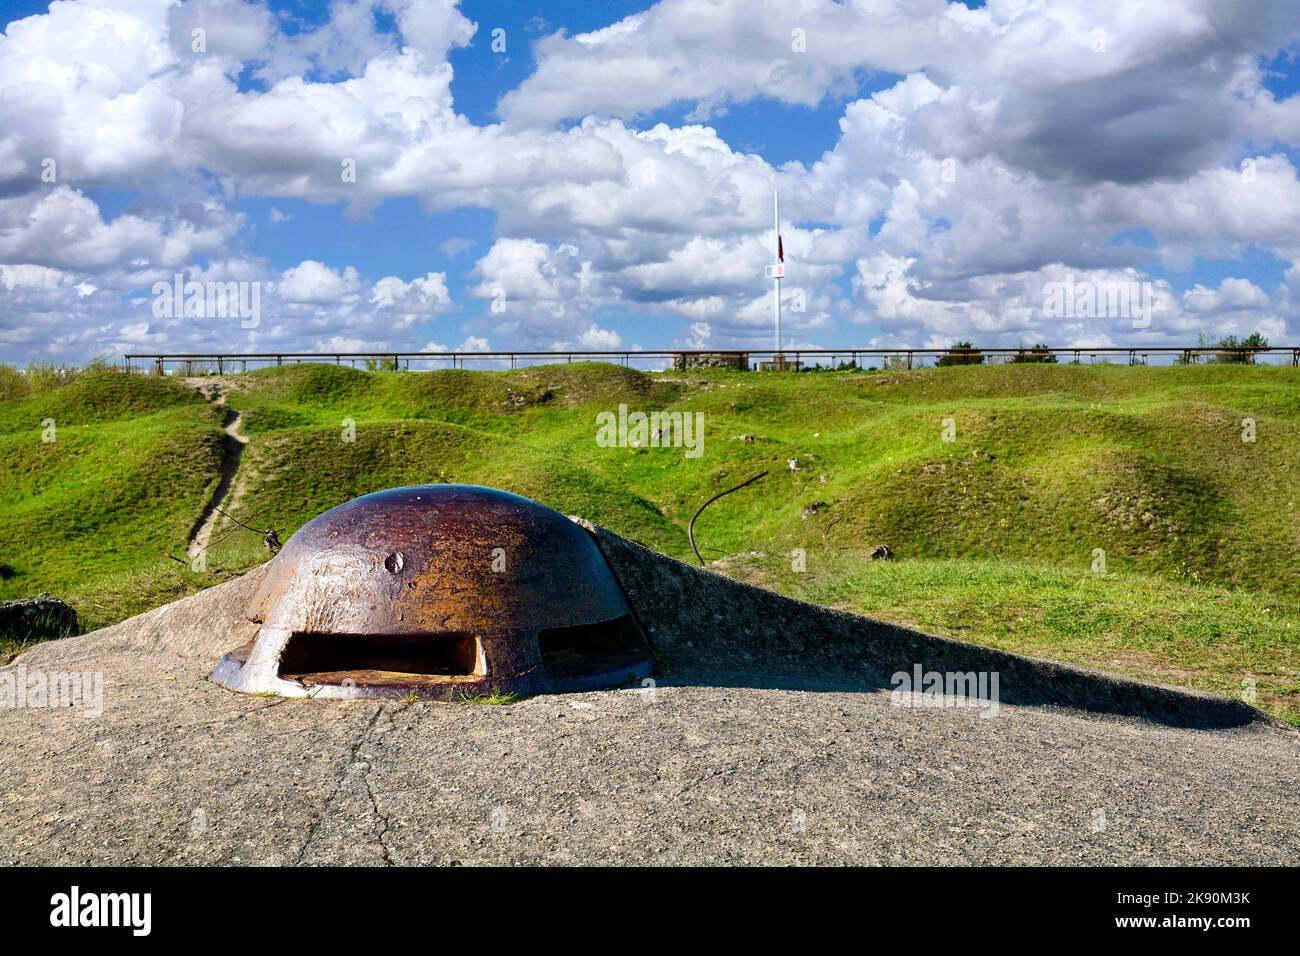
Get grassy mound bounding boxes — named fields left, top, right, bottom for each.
left=0, top=370, right=224, bottom=606
left=233, top=419, right=683, bottom=554
left=2, top=360, right=1297, bottom=721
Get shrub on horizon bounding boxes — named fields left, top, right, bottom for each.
left=936, top=342, right=985, bottom=366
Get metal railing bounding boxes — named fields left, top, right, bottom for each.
left=123, top=345, right=1300, bottom=374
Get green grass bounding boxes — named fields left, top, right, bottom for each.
left=2, top=360, right=1298, bottom=722
left=731, top=554, right=1300, bottom=724
left=457, top=690, right=520, bottom=706
left=0, top=370, right=225, bottom=603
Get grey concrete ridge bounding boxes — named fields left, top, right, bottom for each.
left=1, top=523, right=1296, bottom=865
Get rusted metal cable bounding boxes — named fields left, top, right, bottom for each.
left=688, top=471, right=768, bottom=566
left=209, top=506, right=281, bottom=552
left=213, top=505, right=262, bottom=535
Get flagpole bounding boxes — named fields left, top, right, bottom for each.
left=773, top=187, right=781, bottom=361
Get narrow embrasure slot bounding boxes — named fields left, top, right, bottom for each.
left=279, top=631, right=479, bottom=684
left=537, top=614, right=650, bottom=679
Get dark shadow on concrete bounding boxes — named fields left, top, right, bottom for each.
left=593, top=527, right=1268, bottom=731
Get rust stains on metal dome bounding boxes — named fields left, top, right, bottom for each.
left=211, top=485, right=653, bottom=701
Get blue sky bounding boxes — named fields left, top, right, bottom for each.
left=208, top=0, right=877, bottom=351
left=220, top=0, right=873, bottom=350
left=2, top=0, right=1299, bottom=361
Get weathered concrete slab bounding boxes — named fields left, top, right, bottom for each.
left=1, top=525, right=1296, bottom=865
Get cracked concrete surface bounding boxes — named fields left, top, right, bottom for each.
left=1, top=526, right=1297, bottom=866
